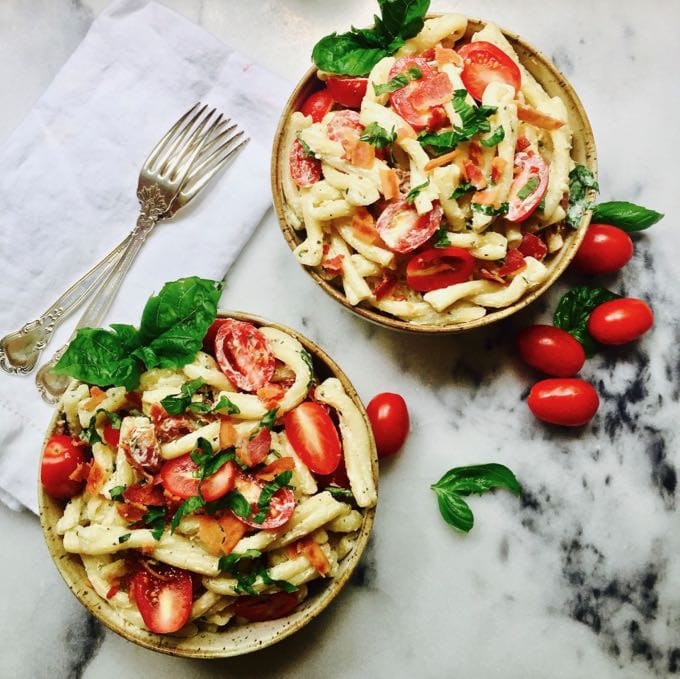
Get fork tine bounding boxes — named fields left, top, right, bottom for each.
left=159, top=107, right=216, bottom=178
left=145, top=102, right=202, bottom=170
left=167, top=112, right=226, bottom=182
left=187, top=129, right=245, bottom=180
left=181, top=135, right=249, bottom=200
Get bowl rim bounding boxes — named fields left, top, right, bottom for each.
left=38, top=311, right=378, bottom=658
left=271, top=14, right=598, bottom=334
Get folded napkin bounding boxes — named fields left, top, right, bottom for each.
left=0, top=0, right=291, bottom=512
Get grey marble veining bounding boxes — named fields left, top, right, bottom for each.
left=1, top=1, right=679, bottom=677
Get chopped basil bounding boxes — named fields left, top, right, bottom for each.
left=566, top=164, right=598, bottom=228
left=431, top=463, right=521, bottom=532
left=141, top=506, right=166, bottom=541
left=299, top=349, right=317, bottom=388
left=205, top=490, right=251, bottom=518
left=537, top=198, right=546, bottom=212
left=170, top=496, right=205, bottom=533
left=297, top=135, right=315, bottom=158
left=471, top=202, right=509, bottom=217
left=433, top=225, right=451, bottom=248
left=553, top=286, right=621, bottom=356
left=259, top=408, right=279, bottom=431
left=372, top=66, right=422, bottom=95
left=325, top=485, right=355, bottom=499
left=450, top=182, right=475, bottom=200
left=259, top=569, right=299, bottom=593
left=590, top=201, right=663, bottom=232
left=213, top=394, right=241, bottom=415
left=109, top=485, right=126, bottom=502
left=517, top=176, right=540, bottom=201
left=118, top=533, right=131, bottom=544
left=252, top=471, right=293, bottom=525
left=189, top=437, right=234, bottom=482
left=360, top=122, right=397, bottom=149
left=479, top=126, right=505, bottom=148
left=217, top=549, right=262, bottom=573
left=160, top=378, right=205, bottom=415
left=405, top=180, right=430, bottom=204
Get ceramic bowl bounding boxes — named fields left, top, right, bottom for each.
left=39, top=312, right=378, bottom=657
left=271, top=16, right=597, bottom=333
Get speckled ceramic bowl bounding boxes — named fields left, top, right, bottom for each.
left=39, top=312, right=378, bottom=658
left=272, top=16, right=597, bottom=333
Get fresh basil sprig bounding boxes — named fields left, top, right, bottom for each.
left=450, top=182, right=475, bottom=200
left=590, top=201, right=663, bottom=232
left=170, top=496, right=205, bottom=533
left=160, top=378, right=205, bottom=415
left=566, top=165, right=598, bottom=228
left=252, top=471, right=293, bottom=524
left=405, top=180, right=430, bottom=204
left=218, top=549, right=262, bottom=573
left=480, top=126, right=505, bottom=148
left=431, top=463, right=521, bottom=532
left=259, top=408, right=280, bottom=431
left=141, top=506, right=166, bottom=541
left=553, top=286, right=620, bottom=356
left=205, top=490, right=251, bottom=518
left=311, top=0, right=430, bottom=76
left=373, top=66, right=422, bottom=95
left=471, top=202, right=509, bottom=217
left=517, top=177, right=540, bottom=201
left=53, top=277, right=222, bottom=390
left=433, top=225, right=451, bottom=248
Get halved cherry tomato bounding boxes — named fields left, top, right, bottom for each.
left=102, top=424, right=120, bottom=448
left=457, top=41, right=521, bottom=101
left=327, top=110, right=364, bottom=157
left=587, top=298, right=653, bottom=345
left=572, top=224, right=634, bottom=274
left=299, top=87, right=334, bottom=122
left=389, top=57, right=452, bottom=131
left=517, top=325, right=585, bottom=377
left=506, top=152, right=549, bottom=223
left=326, top=76, right=368, bottom=108
left=160, top=454, right=200, bottom=499
left=236, top=428, right=272, bottom=468
left=528, top=378, right=599, bottom=427
left=41, top=435, right=89, bottom=499
left=376, top=200, right=443, bottom=253
left=366, top=393, right=409, bottom=458
left=215, top=319, right=275, bottom=392
left=289, top=138, right=321, bottom=187
left=234, top=592, right=299, bottom=622
left=203, top=318, right=229, bottom=353
left=285, top=401, right=342, bottom=475
left=200, top=460, right=237, bottom=503
left=405, top=247, right=475, bottom=292
left=233, top=474, right=296, bottom=530
left=130, top=564, right=192, bottom=634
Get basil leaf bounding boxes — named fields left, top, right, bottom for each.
left=135, top=277, right=222, bottom=370
left=189, top=437, right=216, bottom=478
left=260, top=408, right=279, bottom=431
left=450, top=182, right=474, bottom=200
left=590, top=201, right=663, bottom=232
left=471, top=202, right=508, bottom=217
left=299, top=349, right=317, bottom=388
left=433, top=225, right=451, bottom=248
left=480, top=126, right=505, bottom=148
left=160, top=378, right=205, bottom=415
left=203, top=449, right=236, bottom=479
left=297, top=135, right=315, bottom=158
left=141, top=506, right=166, bottom=541
left=118, top=533, right=132, bottom=544
left=516, top=176, right=540, bottom=201
left=418, top=129, right=462, bottom=155
left=325, top=486, right=355, bottom=499
left=372, top=66, right=421, bottom=95
left=377, top=0, right=430, bottom=39
left=405, top=180, right=430, bottom=204
left=79, top=416, right=102, bottom=445
left=213, top=394, right=241, bottom=415
left=218, top=549, right=262, bottom=573
left=170, top=496, right=205, bottom=533
left=234, top=570, right=259, bottom=596
left=109, top=485, right=126, bottom=502
left=360, top=122, right=397, bottom=149
left=253, top=471, right=293, bottom=525
left=259, top=569, right=299, bottom=593
left=553, top=286, right=621, bottom=356
left=566, top=165, right=598, bottom=228
left=205, top=490, right=251, bottom=518
left=431, top=463, right=521, bottom=533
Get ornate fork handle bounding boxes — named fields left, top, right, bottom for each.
left=0, top=235, right=130, bottom=374
left=36, top=189, right=167, bottom=403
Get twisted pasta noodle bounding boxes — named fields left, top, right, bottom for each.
left=322, top=163, right=380, bottom=206
left=412, top=301, right=487, bottom=326
left=424, top=279, right=500, bottom=312
left=335, top=218, right=395, bottom=268
left=431, top=165, right=467, bottom=230
left=400, top=137, right=440, bottom=214
left=330, top=231, right=372, bottom=305
left=350, top=253, right=382, bottom=278
left=281, top=111, right=312, bottom=229
left=62, top=383, right=89, bottom=435
left=369, top=296, right=433, bottom=320
left=160, top=421, right=220, bottom=459
left=271, top=431, right=318, bottom=496
left=183, top=351, right=234, bottom=392
left=364, top=56, right=396, bottom=105
left=78, top=386, right=126, bottom=428
left=468, top=256, right=548, bottom=307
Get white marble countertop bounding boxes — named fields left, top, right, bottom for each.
left=1, top=1, right=679, bottom=678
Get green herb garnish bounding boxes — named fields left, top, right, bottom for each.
left=118, top=533, right=131, bottom=544
left=259, top=408, right=279, bottom=431
left=450, top=182, right=475, bottom=200
left=141, top=506, right=166, bottom=541
left=252, top=471, right=293, bottom=525
left=405, top=180, right=430, bottom=204
left=479, top=126, right=505, bottom=148
left=433, top=225, right=451, bottom=248
left=590, top=201, right=663, bottom=232
left=160, top=378, right=205, bottom=415
left=325, top=486, right=355, bottom=499
left=471, top=202, right=509, bottom=217
left=217, top=549, right=262, bottom=573
left=516, top=176, right=540, bottom=201
left=109, top=485, right=126, bottom=502
left=205, top=490, right=252, bottom=518
left=566, top=165, right=598, bottom=228
left=170, top=496, right=205, bottom=533
left=372, top=66, right=422, bottom=95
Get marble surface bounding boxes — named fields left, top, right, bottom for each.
left=1, top=1, right=678, bottom=677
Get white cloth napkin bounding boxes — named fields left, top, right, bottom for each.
left=0, top=0, right=291, bottom=512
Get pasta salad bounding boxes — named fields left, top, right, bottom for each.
left=41, top=279, right=376, bottom=636
left=281, top=4, right=581, bottom=326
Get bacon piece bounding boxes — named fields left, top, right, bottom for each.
left=83, top=386, right=107, bottom=411
left=424, top=148, right=462, bottom=172
left=85, top=462, right=105, bottom=496
left=236, top=428, right=272, bottom=468
left=380, top=167, right=400, bottom=201
left=123, top=481, right=165, bottom=507
left=219, top=419, right=238, bottom=449
left=68, top=461, right=90, bottom=483
left=155, top=416, right=195, bottom=444
left=518, top=233, right=548, bottom=261
left=463, top=161, right=487, bottom=190
left=491, top=157, right=507, bottom=184
left=472, top=187, right=500, bottom=206
left=256, top=457, right=296, bottom=482
left=296, top=537, right=331, bottom=576
left=119, top=416, right=161, bottom=471
left=517, top=104, right=564, bottom=130
left=217, top=514, right=248, bottom=555
left=468, top=141, right=482, bottom=166
left=497, top=249, right=527, bottom=277
left=256, top=383, right=287, bottom=410
left=435, top=47, right=462, bottom=67
left=351, top=207, right=380, bottom=244
left=197, top=516, right=226, bottom=556
left=116, top=503, right=146, bottom=523
left=372, top=271, right=398, bottom=300
left=516, top=136, right=531, bottom=152
left=349, top=140, right=375, bottom=168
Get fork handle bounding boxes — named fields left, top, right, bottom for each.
left=0, top=235, right=130, bottom=375
left=36, top=213, right=158, bottom=403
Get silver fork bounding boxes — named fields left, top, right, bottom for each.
left=34, top=104, right=248, bottom=403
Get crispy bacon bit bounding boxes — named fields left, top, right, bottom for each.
left=117, top=503, right=147, bottom=523
left=123, top=482, right=165, bottom=507
left=237, top=428, right=272, bottom=468
left=219, top=419, right=238, bottom=449
left=420, top=47, right=436, bottom=61
left=518, top=233, right=548, bottom=261
left=83, top=386, right=106, bottom=411
left=155, top=416, right=195, bottom=444
left=396, top=124, right=417, bottom=142
left=468, top=141, right=482, bottom=166
left=349, top=140, right=375, bottom=168
left=516, top=136, right=531, bottom=152
left=372, top=271, right=398, bottom=300
left=256, top=383, right=287, bottom=410
left=351, top=207, right=379, bottom=244
left=472, top=187, right=500, bottom=206
left=380, top=167, right=400, bottom=201
left=148, top=403, right=167, bottom=424
left=491, top=157, right=507, bottom=184
left=197, top=516, right=227, bottom=556
left=462, top=161, right=487, bottom=190
left=68, top=461, right=90, bottom=483
left=256, top=457, right=296, bottom=482
left=120, top=416, right=161, bottom=471
left=480, top=268, right=507, bottom=284
left=85, top=462, right=106, bottom=496
left=217, top=514, right=248, bottom=555
left=497, top=249, right=527, bottom=277
left=424, top=148, right=462, bottom=172
left=517, top=104, right=564, bottom=130
left=125, top=391, right=143, bottom=411
left=106, top=581, right=121, bottom=599
left=297, top=537, right=331, bottom=576
left=435, top=46, right=462, bottom=67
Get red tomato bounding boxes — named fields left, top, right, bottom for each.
left=160, top=454, right=200, bottom=499
left=376, top=200, right=443, bottom=254
left=457, top=41, right=521, bottom=101
left=326, top=76, right=368, bottom=108
left=326, top=110, right=364, bottom=153
left=130, top=564, right=192, bottom=634
left=506, top=152, right=549, bottom=223
left=41, top=435, right=89, bottom=499
left=517, top=233, right=547, bottom=261
left=366, top=393, right=409, bottom=458
left=289, top=139, right=321, bottom=187
left=389, top=57, right=452, bottom=131
left=123, top=482, right=165, bottom=507
left=517, top=325, right=585, bottom=377
left=203, top=319, right=229, bottom=354
left=587, top=298, right=653, bottom=345
left=236, top=428, right=272, bottom=468
left=284, top=401, right=342, bottom=474
left=200, top=460, right=237, bottom=503
left=214, top=319, right=275, bottom=392
left=234, top=474, right=296, bottom=530
left=234, top=592, right=299, bottom=622
left=299, top=87, right=334, bottom=122
left=527, top=378, right=599, bottom=427
left=572, top=224, right=634, bottom=274
left=405, top=247, right=475, bottom=292
left=102, top=424, right=120, bottom=448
